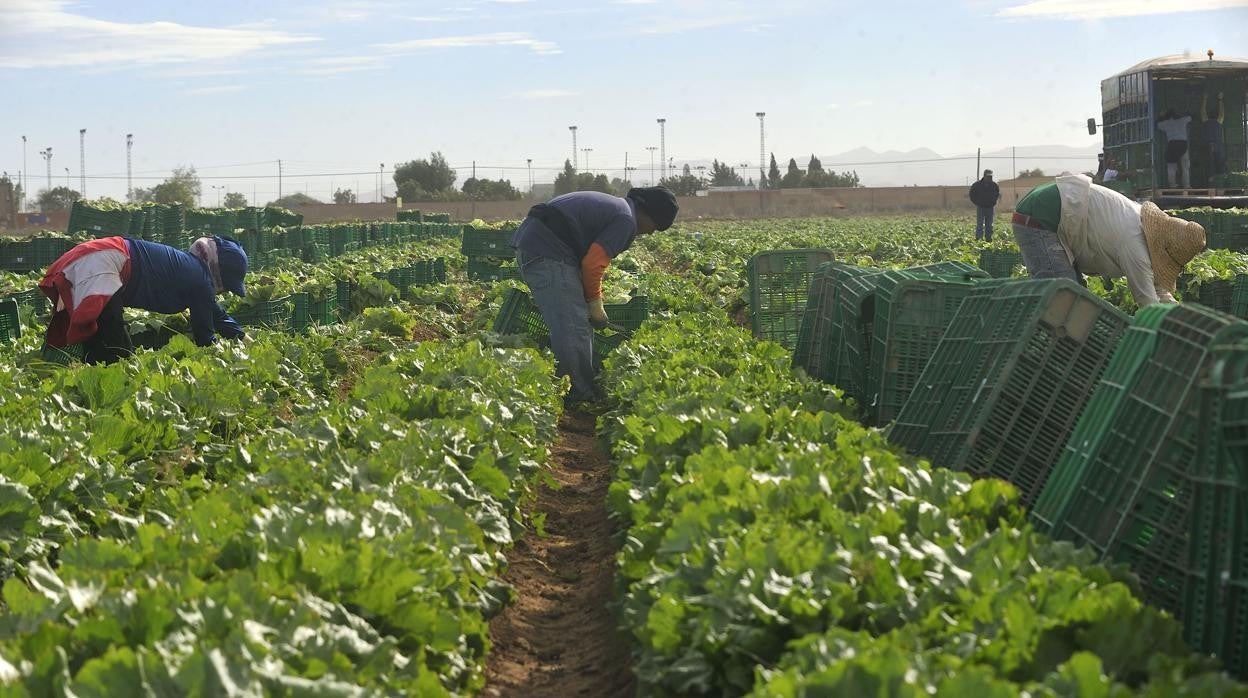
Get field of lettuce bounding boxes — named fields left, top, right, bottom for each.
left=2, top=213, right=1248, bottom=695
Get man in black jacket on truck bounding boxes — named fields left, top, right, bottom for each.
left=969, top=169, right=1001, bottom=242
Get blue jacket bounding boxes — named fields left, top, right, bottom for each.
left=118, top=238, right=245, bottom=346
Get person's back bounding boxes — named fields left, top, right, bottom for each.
left=970, top=170, right=1000, bottom=241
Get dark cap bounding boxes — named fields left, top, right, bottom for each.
left=215, top=235, right=249, bottom=297
left=983, top=169, right=993, bottom=176
left=627, top=186, right=679, bottom=231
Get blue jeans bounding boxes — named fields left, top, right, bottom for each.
left=976, top=206, right=995, bottom=241
left=1012, top=223, right=1081, bottom=283
left=517, top=250, right=597, bottom=402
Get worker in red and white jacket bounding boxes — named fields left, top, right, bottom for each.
left=40, top=235, right=249, bottom=363
left=510, top=186, right=678, bottom=404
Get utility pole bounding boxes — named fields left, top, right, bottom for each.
left=657, top=118, right=666, bottom=182
left=976, top=147, right=981, bottom=181
left=79, top=129, right=86, bottom=197
left=126, top=134, right=133, bottom=202
left=65, top=167, right=70, bottom=189
left=645, top=146, right=658, bottom=186
left=756, top=112, right=766, bottom=189
left=624, top=152, right=629, bottom=184
left=277, top=159, right=283, bottom=201
left=526, top=158, right=533, bottom=194
left=569, top=126, right=578, bottom=170
left=581, top=148, right=593, bottom=174
left=379, top=163, right=385, bottom=201
left=21, top=136, right=26, bottom=212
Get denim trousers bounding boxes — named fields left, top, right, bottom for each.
left=1011, top=223, right=1081, bottom=283
left=976, top=206, right=995, bottom=241
left=517, top=251, right=597, bottom=401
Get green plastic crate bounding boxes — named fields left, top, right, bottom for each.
left=1032, top=304, right=1176, bottom=533
left=308, top=291, right=338, bottom=326
left=867, top=274, right=987, bottom=425
left=335, top=279, right=354, bottom=320
left=748, top=249, right=834, bottom=352
left=792, top=262, right=844, bottom=379
left=467, top=258, right=522, bottom=282
left=67, top=201, right=132, bottom=236
left=888, top=279, right=1129, bottom=507
left=977, top=248, right=1024, bottom=279
left=0, top=299, right=19, bottom=342
left=231, top=296, right=294, bottom=330
left=1032, top=304, right=1248, bottom=615
left=461, top=226, right=516, bottom=257
left=397, top=209, right=422, bottom=222
left=41, top=342, right=86, bottom=365
left=1183, top=341, right=1248, bottom=678
left=493, top=288, right=648, bottom=368
left=5, top=288, right=49, bottom=316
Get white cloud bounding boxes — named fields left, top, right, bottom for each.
left=997, top=0, right=1248, bottom=19
left=522, top=89, right=578, bottom=99
left=0, top=0, right=316, bottom=69
left=183, top=85, right=249, bottom=96
left=377, top=32, right=560, bottom=55
left=638, top=14, right=759, bottom=34
left=298, top=55, right=389, bottom=75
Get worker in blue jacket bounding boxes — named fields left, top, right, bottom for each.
left=40, top=235, right=248, bottom=363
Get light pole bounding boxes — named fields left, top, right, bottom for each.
left=379, top=163, right=385, bottom=202
left=126, top=134, right=133, bottom=202
left=64, top=167, right=70, bottom=189
left=21, top=136, right=26, bottom=212
left=657, top=118, right=666, bottom=181
left=211, top=184, right=224, bottom=207
left=79, top=128, right=86, bottom=197
left=526, top=158, right=533, bottom=194
left=42, top=148, right=52, bottom=191
left=581, top=148, right=593, bottom=174
left=569, top=126, right=578, bottom=170
left=645, top=146, right=658, bottom=185
left=756, top=112, right=766, bottom=189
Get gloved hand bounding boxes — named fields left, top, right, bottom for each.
left=587, top=298, right=610, bottom=329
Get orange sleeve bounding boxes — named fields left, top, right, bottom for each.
left=580, top=243, right=611, bottom=301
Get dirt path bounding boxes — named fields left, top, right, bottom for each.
left=482, top=410, right=635, bottom=698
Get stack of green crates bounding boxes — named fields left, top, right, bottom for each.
left=234, top=207, right=262, bottom=233
left=263, top=206, right=303, bottom=228
left=426, top=213, right=452, bottom=224
left=127, top=209, right=146, bottom=238
left=792, top=262, right=865, bottom=381
left=1185, top=340, right=1248, bottom=680
left=889, top=279, right=1129, bottom=506
left=397, top=209, right=422, bottom=222
left=141, top=204, right=164, bottom=241
left=307, top=289, right=337, bottom=326
left=232, top=296, right=294, bottom=330
left=67, top=201, right=133, bottom=237
left=1030, top=303, right=1248, bottom=616
left=0, top=237, right=74, bottom=273
left=747, top=249, right=834, bottom=352
left=161, top=204, right=185, bottom=235
left=462, top=225, right=520, bottom=281
left=493, top=288, right=648, bottom=369
left=1173, top=207, right=1248, bottom=251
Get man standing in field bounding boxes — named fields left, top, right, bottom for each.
left=1011, top=173, right=1205, bottom=307
left=511, top=186, right=678, bottom=405
left=969, top=169, right=1000, bottom=242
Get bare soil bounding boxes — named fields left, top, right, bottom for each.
left=482, top=410, right=635, bottom=697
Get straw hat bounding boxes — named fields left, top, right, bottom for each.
left=1141, top=202, right=1205, bottom=296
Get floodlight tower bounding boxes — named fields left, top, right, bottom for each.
left=79, top=129, right=86, bottom=196
left=581, top=148, right=593, bottom=173
left=126, top=134, right=133, bottom=201
left=657, top=118, right=666, bottom=181
left=42, top=148, right=52, bottom=190
left=756, top=112, right=766, bottom=188
left=569, top=126, right=578, bottom=170
left=645, top=146, right=658, bottom=186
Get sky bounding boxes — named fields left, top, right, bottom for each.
left=1, top=0, right=1246, bottom=204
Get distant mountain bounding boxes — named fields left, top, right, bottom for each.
left=805, top=144, right=1102, bottom=187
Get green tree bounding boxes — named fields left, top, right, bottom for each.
left=133, top=166, right=202, bottom=208
left=552, top=160, right=613, bottom=195
left=222, top=192, right=247, bottom=208
left=333, top=188, right=357, bottom=204
left=269, top=192, right=322, bottom=207
left=709, top=159, right=745, bottom=186
left=659, top=171, right=702, bottom=196
left=37, top=186, right=81, bottom=212
left=393, top=152, right=457, bottom=200
left=462, top=177, right=522, bottom=200
left=767, top=154, right=782, bottom=190
left=1017, top=168, right=1045, bottom=178
left=780, top=158, right=805, bottom=188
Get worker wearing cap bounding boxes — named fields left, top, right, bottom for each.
left=969, top=169, right=1001, bottom=242
left=511, top=186, right=678, bottom=403
left=1011, top=173, right=1205, bottom=307
left=40, top=235, right=248, bottom=363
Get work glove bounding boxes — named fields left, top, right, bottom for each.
left=588, top=298, right=610, bottom=329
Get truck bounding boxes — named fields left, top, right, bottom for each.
left=1092, top=51, right=1247, bottom=209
